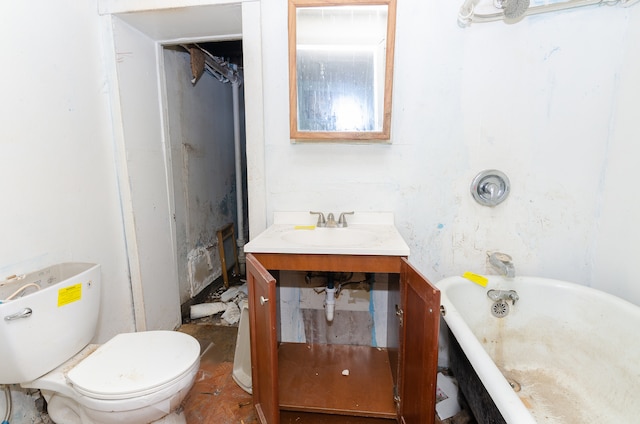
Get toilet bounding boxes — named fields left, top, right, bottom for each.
left=0, top=263, right=200, bottom=424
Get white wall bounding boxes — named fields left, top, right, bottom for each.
left=108, top=15, right=184, bottom=332
left=0, top=1, right=135, bottom=339
left=260, top=1, right=640, bottom=306
left=591, top=18, right=640, bottom=301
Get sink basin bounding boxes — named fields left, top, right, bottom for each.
left=243, top=212, right=410, bottom=256
left=281, top=228, right=378, bottom=247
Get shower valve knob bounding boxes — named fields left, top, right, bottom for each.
left=471, top=170, right=510, bottom=207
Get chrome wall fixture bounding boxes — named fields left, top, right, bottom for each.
left=471, top=170, right=510, bottom=206
left=457, top=0, right=639, bottom=27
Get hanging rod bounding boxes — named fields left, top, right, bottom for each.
left=180, top=44, right=242, bottom=85
left=458, top=0, right=639, bottom=27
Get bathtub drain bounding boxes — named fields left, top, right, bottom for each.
left=491, top=300, right=510, bottom=318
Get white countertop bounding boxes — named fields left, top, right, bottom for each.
left=244, top=212, right=410, bottom=256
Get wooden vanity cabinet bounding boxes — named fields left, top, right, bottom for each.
left=246, top=253, right=440, bottom=424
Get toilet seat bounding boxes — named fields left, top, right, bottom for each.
left=67, top=331, right=200, bottom=400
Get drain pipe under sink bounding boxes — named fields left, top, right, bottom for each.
left=325, top=274, right=336, bottom=322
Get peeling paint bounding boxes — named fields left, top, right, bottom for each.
left=187, top=245, right=221, bottom=297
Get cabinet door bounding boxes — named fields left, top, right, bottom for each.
left=246, top=254, right=279, bottom=424
left=398, top=258, right=440, bottom=424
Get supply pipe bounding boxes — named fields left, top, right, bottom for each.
left=232, top=81, right=246, bottom=275
left=181, top=43, right=245, bottom=275
left=2, top=384, right=11, bottom=424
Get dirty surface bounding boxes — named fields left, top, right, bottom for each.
left=178, top=279, right=475, bottom=424
left=178, top=321, right=476, bottom=424
left=179, top=323, right=257, bottom=424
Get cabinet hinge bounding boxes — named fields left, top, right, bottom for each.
left=395, top=304, right=404, bottom=326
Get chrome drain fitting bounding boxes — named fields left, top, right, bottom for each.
left=491, top=300, right=509, bottom=318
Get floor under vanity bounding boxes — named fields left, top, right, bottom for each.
left=178, top=322, right=475, bottom=424
left=177, top=279, right=476, bottom=424
left=177, top=322, right=398, bottom=423
left=278, top=343, right=395, bottom=417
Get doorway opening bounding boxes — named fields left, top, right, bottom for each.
left=106, top=2, right=265, bottom=332
left=162, top=40, right=248, bottom=319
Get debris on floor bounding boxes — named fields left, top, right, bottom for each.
left=190, top=302, right=228, bottom=319
left=435, top=369, right=477, bottom=424
left=436, top=409, right=476, bottom=424
left=220, top=284, right=246, bottom=302
left=436, top=371, right=462, bottom=420
left=221, top=301, right=241, bottom=325
left=189, top=282, right=247, bottom=325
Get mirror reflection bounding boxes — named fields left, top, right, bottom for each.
left=289, top=0, right=396, bottom=140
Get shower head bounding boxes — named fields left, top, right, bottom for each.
left=502, top=0, right=530, bottom=19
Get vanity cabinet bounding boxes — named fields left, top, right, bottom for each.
left=246, top=252, right=440, bottom=423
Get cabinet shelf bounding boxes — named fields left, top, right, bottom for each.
left=278, top=343, right=396, bottom=419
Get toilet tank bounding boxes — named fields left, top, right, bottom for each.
left=0, top=263, right=101, bottom=384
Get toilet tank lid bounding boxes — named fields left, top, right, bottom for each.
left=67, top=331, right=200, bottom=400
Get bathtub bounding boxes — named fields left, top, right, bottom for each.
left=437, top=275, right=640, bottom=424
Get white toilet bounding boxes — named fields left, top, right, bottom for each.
left=0, top=263, right=201, bottom=424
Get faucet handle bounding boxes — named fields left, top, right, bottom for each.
left=310, top=211, right=326, bottom=227
left=337, top=211, right=354, bottom=228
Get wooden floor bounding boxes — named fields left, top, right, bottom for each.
left=178, top=323, right=396, bottom=423
left=178, top=323, right=257, bottom=423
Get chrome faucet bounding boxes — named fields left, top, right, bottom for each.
left=337, top=211, right=354, bottom=228
left=489, top=252, right=515, bottom=278
left=310, top=211, right=354, bottom=228
left=487, top=289, right=519, bottom=305
left=310, top=211, right=326, bottom=227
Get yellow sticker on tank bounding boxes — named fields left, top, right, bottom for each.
left=58, top=283, right=82, bottom=307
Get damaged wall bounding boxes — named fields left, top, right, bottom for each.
left=164, top=47, right=242, bottom=303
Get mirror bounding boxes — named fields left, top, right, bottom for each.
left=289, top=0, right=397, bottom=141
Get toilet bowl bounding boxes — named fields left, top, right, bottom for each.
left=22, top=331, right=201, bottom=424
left=0, top=263, right=201, bottom=424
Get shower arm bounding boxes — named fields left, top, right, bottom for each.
left=458, top=0, right=637, bottom=27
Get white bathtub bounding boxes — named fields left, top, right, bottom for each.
left=437, top=275, right=640, bottom=424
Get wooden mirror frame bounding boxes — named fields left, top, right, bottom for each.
left=288, top=0, right=397, bottom=141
